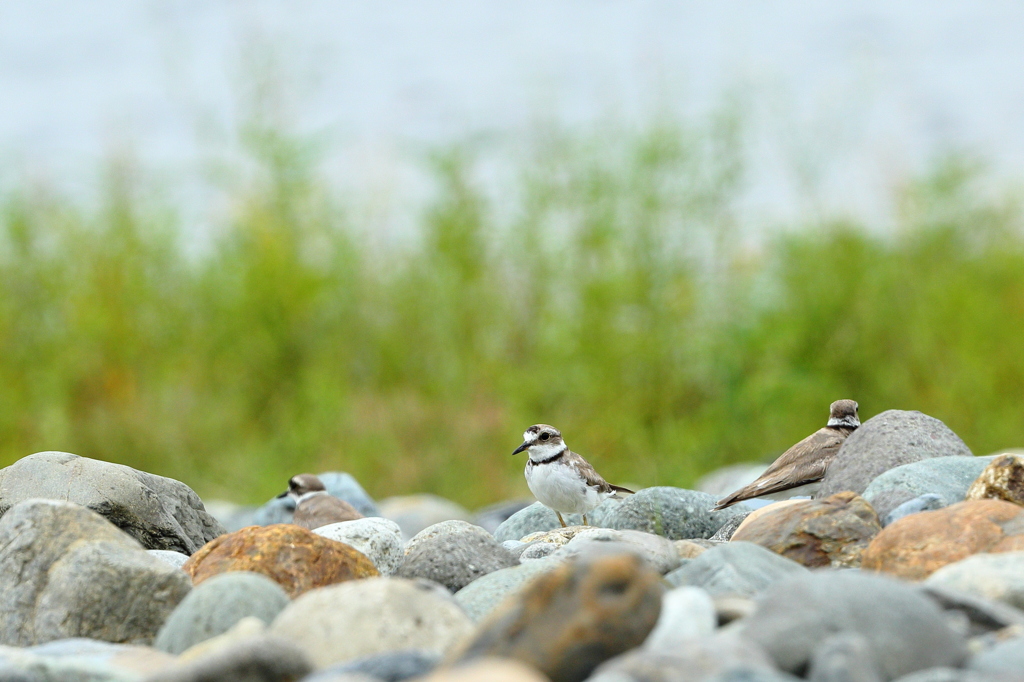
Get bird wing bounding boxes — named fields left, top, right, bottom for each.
left=712, top=427, right=847, bottom=511
left=567, top=450, right=616, bottom=494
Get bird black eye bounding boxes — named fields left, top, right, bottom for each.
left=540, top=432, right=550, bottom=441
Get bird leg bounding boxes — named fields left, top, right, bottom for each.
left=556, top=511, right=567, bottom=528
left=582, top=513, right=589, bottom=526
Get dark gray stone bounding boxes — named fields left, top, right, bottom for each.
left=882, top=494, right=946, bottom=527
left=742, top=571, right=968, bottom=680
left=395, top=520, right=518, bottom=592
left=863, top=456, right=993, bottom=520
left=0, top=499, right=192, bottom=646
left=493, top=502, right=599, bottom=543
left=454, top=560, right=562, bottom=622
left=472, top=499, right=533, bottom=534
left=0, top=451, right=224, bottom=554
left=590, top=487, right=749, bottom=540
left=143, top=635, right=312, bottom=682
left=665, top=542, right=808, bottom=597
left=155, top=572, right=290, bottom=655
left=710, top=511, right=751, bottom=542
left=808, top=633, right=883, bottom=682
left=312, top=650, right=440, bottom=682
left=588, top=634, right=780, bottom=682
left=968, top=636, right=1024, bottom=677
left=818, top=411, right=973, bottom=498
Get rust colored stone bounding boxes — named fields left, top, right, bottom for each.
left=730, top=492, right=880, bottom=568
left=182, top=524, right=378, bottom=598
left=861, top=499, right=1024, bottom=581
left=966, top=454, right=1024, bottom=506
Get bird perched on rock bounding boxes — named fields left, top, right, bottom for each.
left=712, top=399, right=860, bottom=511
left=278, top=473, right=363, bottom=529
left=513, top=424, right=634, bottom=527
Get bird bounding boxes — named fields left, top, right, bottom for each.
left=712, top=399, right=861, bottom=511
left=512, top=424, right=634, bottom=527
left=278, top=473, right=363, bottom=529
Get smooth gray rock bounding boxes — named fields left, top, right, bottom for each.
left=493, top=501, right=598, bottom=543
left=0, top=451, right=224, bottom=553
left=317, top=472, right=381, bottom=517
left=155, top=572, right=290, bottom=655
left=453, top=559, right=562, bottom=622
left=0, top=499, right=192, bottom=646
left=472, top=499, right=533, bottom=534
left=892, top=669, right=992, bottom=682
left=547, top=528, right=682, bottom=574
left=819, top=411, right=973, bottom=498
left=310, top=650, right=440, bottom=682
left=147, top=550, right=190, bottom=570
left=314, top=517, right=405, bottom=576
left=143, top=635, right=312, bottom=682
left=588, top=633, right=780, bottom=682
left=395, top=520, right=518, bottom=591
left=644, top=587, right=717, bottom=652
left=250, top=496, right=295, bottom=526
left=968, top=636, right=1024, bottom=677
left=882, top=494, right=946, bottom=527
left=925, top=552, right=1024, bottom=612
left=863, top=456, right=993, bottom=520
left=589, top=487, right=749, bottom=540
left=742, top=572, right=968, bottom=680
left=378, top=494, right=473, bottom=540
left=808, top=633, right=883, bottom=682
left=665, top=542, right=808, bottom=597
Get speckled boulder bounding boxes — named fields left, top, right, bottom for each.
left=589, top=487, right=748, bottom=540
left=315, top=517, right=405, bottom=576
left=396, top=520, right=517, bottom=592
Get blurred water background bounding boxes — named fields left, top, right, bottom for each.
left=1, top=1, right=1023, bottom=506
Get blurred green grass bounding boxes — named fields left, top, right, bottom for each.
left=1, top=117, right=1023, bottom=508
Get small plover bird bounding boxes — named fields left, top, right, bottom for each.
left=712, top=399, right=860, bottom=510
left=512, top=424, right=634, bottom=527
left=278, top=473, right=363, bottom=529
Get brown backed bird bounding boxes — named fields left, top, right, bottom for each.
left=279, top=473, right=363, bottom=529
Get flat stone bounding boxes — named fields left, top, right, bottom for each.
left=154, top=571, right=290, bottom=655
left=396, top=520, right=517, bottom=592
left=924, top=552, right=1024, bottom=611
left=741, top=571, right=968, bottom=680
left=144, top=635, right=312, bottom=682
left=547, top=528, right=681, bottom=574
left=454, top=560, right=562, bottom=622
left=863, top=456, right=994, bottom=520
left=819, top=410, right=973, bottom=498
left=731, top=492, right=881, bottom=568
left=965, top=454, right=1024, bottom=506
left=315, top=517, right=405, bottom=576
left=378, top=494, right=472, bottom=540
left=643, top=586, right=717, bottom=652
left=0, top=499, right=192, bottom=646
left=664, top=541, right=808, bottom=597
left=183, top=524, right=378, bottom=598
left=450, top=553, right=663, bottom=682
left=589, top=487, right=749, bottom=540
left=883, top=494, right=946, bottom=527
left=0, top=451, right=224, bottom=553
left=270, top=577, right=473, bottom=669
left=861, top=499, right=1024, bottom=580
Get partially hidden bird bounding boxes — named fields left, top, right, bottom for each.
left=278, top=473, right=363, bottom=529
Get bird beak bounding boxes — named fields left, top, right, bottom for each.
left=276, top=490, right=289, bottom=499
left=512, top=442, right=529, bottom=456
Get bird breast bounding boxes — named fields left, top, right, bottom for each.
left=526, top=460, right=604, bottom=514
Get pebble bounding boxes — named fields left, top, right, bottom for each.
left=861, top=499, right=1024, bottom=580
left=924, top=552, right=1024, bottom=611
left=731, top=491, right=881, bottom=568
left=819, top=410, right=974, bottom=498
left=378, top=494, right=473, bottom=540
left=270, top=577, right=474, bottom=669
left=965, top=453, right=1024, bottom=506
left=154, top=571, right=290, bottom=655
left=453, top=559, right=563, bottom=622
left=589, top=486, right=749, bottom=540
left=665, top=541, right=808, bottom=598
left=642, top=586, right=717, bottom=651
left=314, top=517, right=406, bottom=576
left=183, top=524, right=379, bottom=598
left=396, top=520, right=518, bottom=592
left=883, top=493, right=946, bottom=527
left=863, top=456, right=994, bottom=520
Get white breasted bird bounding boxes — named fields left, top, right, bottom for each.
left=712, top=399, right=861, bottom=511
left=512, top=424, right=634, bottom=527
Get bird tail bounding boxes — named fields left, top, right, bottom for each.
left=609, top=484, right=635, bottom=499
left=710, top=493, right=739, bottom=512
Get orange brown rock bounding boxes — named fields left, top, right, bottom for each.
left=965, top=454, right=1024, bottom=507
left=182, top=524, right=378, bottom=598
left=861, top=499, right=1024, bottom=580
left=730, top=492, right=880, bottom=568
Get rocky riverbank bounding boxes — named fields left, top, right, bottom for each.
left=0, top=409, right=1022, bottom=681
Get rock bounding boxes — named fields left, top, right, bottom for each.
left=203, top=500, right=258, bottom=533
left=519, top=543, right=559, bottom=561
left=314, top=517, right=405, bottom=576
left=0, top=499, right=192, bottom=646
left=920, top=583, right=1024, bottom=637
left=863, top=456, right=994, bottom=520
left=143, top=635, right=312, bottom=682
left=589, top=487, right=748, bottom=540
left=183, top=524, right=378, bottom=598
left=473, top=499, right=534, bottom=535
left=697, top=463, right=770, bottom=497
left=730, top=492, right=881, bottom=568
left=883, top=494, right=946, bottom=527
left=643, top=587, right=717, bottom=651
left=965, top=454, right=1024, bottom=506
left=861, top=500, right=1024, bottom=580
left=819, top=410, right=973, bottom=498
left=967, top=636, right=1024, bottom=678
left=808, top=633, right=883, bottom=682
left=454, top=560, right=562, bottom=622
left=664, top=542, right=808, bottom=597
left=710, top=512, right=750, bottom=542
left=891, top=669, right=991, bottom=682
left=0, top=639, right=176, bottom=681
left=148, top=550, right=190, bottom=570
left=924, top=552, right=1024, bottom=611
left=154, top=572, right=290, bottom=655
left=675, top=539, right=713, bottom=559
left=318, top=472, right=381, bottom=517
left=450, top=553, right=663, bottom=682
left=251, top=495, right=295, bottom=526
left=177, top=616, right=267, bottom=661
left=270, top=577, right=472, bottom=669
left=396, top=520, right=517, bottom=592
left=420, top=658, right=548, bottom=682
left=546, top=528, right=681, bottom=574
left=741, top=571, right=968, bottom=680
left=0, top=451, right=224, bottom=553
left=588, top=633, right=779, bottom=682
left=378, top=494, right=472, bottom=540
left=311, top=650, right=440, bottom=682
left=493, top=502, right=593, bottom=543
